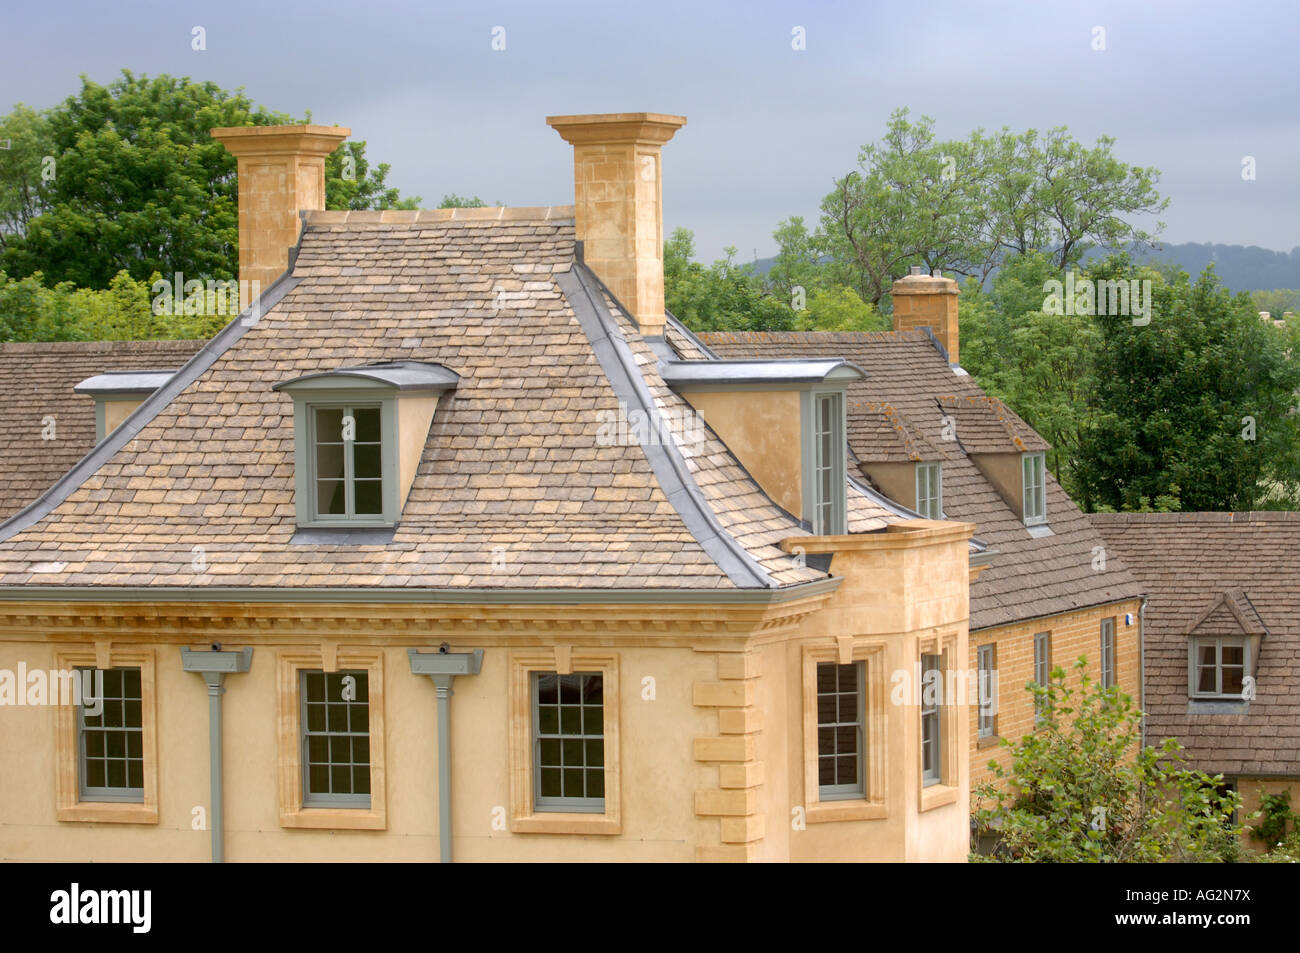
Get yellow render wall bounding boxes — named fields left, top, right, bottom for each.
left=680, top=389, right=804, bottom=518
left=0, top=636, right=711, bottom=862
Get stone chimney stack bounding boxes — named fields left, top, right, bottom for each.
left=210, top=124, right=351, bottom=309
left=891, top=267, right=961, bottom=365
left=546, top=112, right=686, bottom=338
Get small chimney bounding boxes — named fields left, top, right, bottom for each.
left=891, top=269, right=961, bottom=365
left=547, top=112, right=686, bottom=337
left=211, top=124, right=351, bottom=309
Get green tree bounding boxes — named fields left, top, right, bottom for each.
left=0, top=267, right=223, bottom=343
left=1074, top=260, right=1300, bottom=511
left=795, top=285, right=888, bottom=332
left=973, top=658, right=1242, bottom=862
left=663, top=228, right=794, bottom=332
left=1251, top=288, right=1300, bottom=318
left=438, top=193, right=489, bottom=208
left=813, top=109, right=1167, bottom=308
left=0, top=105, right=54, bottom=247
left=960, top=253, right=1101, bottom=495
left=1, top=70, right=417, bottom=289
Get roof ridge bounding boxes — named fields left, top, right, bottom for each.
left=303, top=206, right=575, bottom=226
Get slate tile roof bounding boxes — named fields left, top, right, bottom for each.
left=0, top=210, right=905, bottom=591
left=698, top=331, right=1142, bottom=630
left=848, top=400, right=941, bottom=463
left=936, top=394, right=1050, bottom=455
left=0, top=340, right=204, bottom=520
left=1090, top=511, right=1300, bottom=775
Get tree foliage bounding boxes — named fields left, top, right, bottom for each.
left=0, top=268, right=222, bottom=342
left=0, top=70, right=418, bottom=290
left=811, top=109, right=1168, bottom=307
left=1073, top=261, right=1300, bottom=511
left=973, top=658, right=1242, bottom=862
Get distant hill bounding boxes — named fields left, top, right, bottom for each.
left=746, top=243, right=1300, bottom=293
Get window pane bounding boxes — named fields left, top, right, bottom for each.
left=315, top=442, right=345, bottom=481
left=354, top=479, right=383, bottom=515
left=354, top=443, right=382, bottom=480
left=315, top=407, right=344, bottom=443
left=317, top=479, right=345, bottom=515
left=1197, top=664, right=1218, bottom=694
left=1222, top=667, right=1244, bottom=696
left=354, top=407, right=382, bottom=443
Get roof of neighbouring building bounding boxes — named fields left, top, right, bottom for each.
left=1090, top=511, right=1300, bottom=776
left=0, top=208, right=913, bottom=592
left=0, top=339, right=205, bottom=521
left=697, top=330, right=1142, bottom=630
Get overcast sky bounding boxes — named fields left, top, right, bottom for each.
left=4, top=0, right=1297, bottom=262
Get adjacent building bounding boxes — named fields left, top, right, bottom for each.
left=1091, top=511, right=1300, bottom=848
left=700, top=284, right=1145, bottom=792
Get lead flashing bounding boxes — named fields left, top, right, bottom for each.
left=660, top=358, right=866, bottom=389
left=74, top=370, right=179, bottom=396
left=560, top=264, right=778, bottom=589
left=273, top=360, right=459, bottom=394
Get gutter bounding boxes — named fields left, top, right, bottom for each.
left=0, top=577, right=842, bottom=606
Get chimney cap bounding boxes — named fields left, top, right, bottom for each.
left=910, top=265, right=922, bottom=276
left=210, top=124, right=351, bottom=158
left=546, top=112, right=686, bottom=146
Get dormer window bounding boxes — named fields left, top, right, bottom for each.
left=1190, top=637, right=1248, bottom=699
left=808, top=390, right=846, bottom=535
left=660, top=357, right=862, bottom=537
left=311, top=405, right=386, bottom=521
left=1022, top=452, right=1046, bottom=526
left=74, top=370, right=178, bottom=441
left=273, top=362, right=458, bottom=529
left=916, top=462, right=942, bottom=520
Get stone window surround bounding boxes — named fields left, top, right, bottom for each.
left=55, top=646, right=159, bottom=825
left=801, top=638, right=888, bottom=823
left=508, top=648, right=621, bottom=836
left=276, top=647, right=387, bottom=830
left=917, top=632, right=961, bottom=813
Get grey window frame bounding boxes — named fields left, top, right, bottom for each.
left=283, top=388, right=400, bottom=528
left=300, top=669, right=372, bottom=809
left=816, top=661, right=866, bottom=800
left=801, top=389, right=847, bottom=535
left=1033, top=631, right=1052, bottom=724
left=533, top=671, right=606, bottom=814
left=921, top=653, right=943, bottom=786
left=301, top=398, right=398, bottom=527
left=1189, top=636, right=1249, bottom=699
left=916, top=461, right=943, bottom=519
left=1022, top=451, right=1047, bottom=526
left=76, top=666, right=144, bottom=803
left=1100, top=618, right=1117, bottom=689
left=976, top=644, right=997, bottom=739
